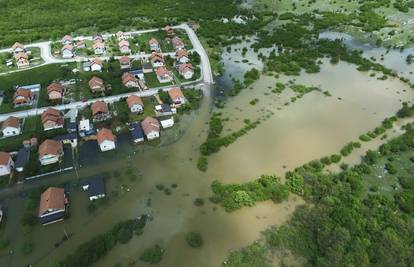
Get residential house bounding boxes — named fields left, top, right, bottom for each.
left=127, top=95, right=144, bottom=113
left=142, top=63, right=153, bottom=73
left=54, top=133, right=78, bottom=148
left=88, top=76, right=105, bottom=93
left=130, top=122, right=144, bottom=143
left=141, top=117, right=160, bottom=140
left=13, top=88, right=34, bottom=107
left=93, top=34, right=104, bottom=42
left=76, top=40, right=86, bottom=49
left=41, top=108, right=64, bottom=131
left=118, top=40, right=130, bottom=54
left=1, top=116, right=21, bottom=137
left=61, top=44, right=74, bottom=58
left=130, top=69, right=145, bottom=80
left=61, top=35, right=73, bottom=45
left=15, top=147, right=30, bottom=172
left=150, top=52, right=164, bottom=67
left=82, top=176, right=106, bottom=200
left=119, top=56, right=131, bottom=69
left=79, top=118, right=94, bottom=137
left=160, top=117, right=174, bottom=129
left=178, top=63, right=194, bottom=80
left=97, top=128, right=116, bottom=152
left=93, top=41, right=106, bottom=55
left=38, top=139, right=64, bottom=166
left=155, top=104, right=176, bottom=116
left=155, top=67, right=173, bottom=83
left=0, top=152, right=13, bottom=176
left=176, top=49, right=189, bottom=64
left=14, top=52, right=29, bottom=68
left=90, top=58, right=103, bottom=72
left=168, top=87, right=187, bottom=105
left=47, top=82, right=64, bottom=101
left=11, top=42, right=25, bottom=53
left=116, top=31, right=131, bottom=41
left=38, top=187, right=66, bottom=225
left=149, top=38, right=160, bottom=52
left=91, top=101, right=110, bottom=121
left=171, top=36, right=184, bottom=50
left=122, top=72, right=139, bottom=88
left=164, top=26, right=175, bottom=36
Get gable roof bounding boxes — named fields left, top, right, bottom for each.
left=156, top=66, right=170, bottom=77
left=127, top=95, right=143, bottom=108
left=119, top=56, right=131, bottom=65
left=41, top=108, right=63, bottom=125
left=91, top=101, right=108, bottom=116
left=47, top=82, right=63, bottom=94
left=14, top=52, right=28, bottom=60
left=2, top=116, right=20, bottom=130
left=12, top=42, right=24, bottom=50
left=122, top=72, right=137, bottom=85
left=149, top=38, right=159, bottom=45
left=179, top=63, right=193, bottom=73
left=141, top=117, right=160, bottom=134
left=118, top=40, right=129, bottom=47
left=91, top=57, right=103, bottom=66
left=62, top=35, right=73, bottom=42
left=168, top=87, right=184, bottom=101
left=93, top=41, right=105, bottom=49
left=150, top=52, right=164, bottom=63
left=39, top=139, right=63, bottom=158
left=171, top=36, right=184, bottom=46
left=62, top=44, right=73, bottom=51
left=14, top=88, right=33, bottom=99
left=38, top=187, right=65, bottom=216
left=97, top=128, right=115, bottom=144
left=0, top=152, right=11, bottom=166
left=88, top=76, right=104, bottom=89
left=176, top=49, right=188, bottom=58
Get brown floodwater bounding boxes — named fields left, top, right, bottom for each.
left=1, top=48, right=414, bottom=267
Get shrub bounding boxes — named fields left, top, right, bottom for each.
left=140, top=245, right=163, bottom=264
left=197, top=157, right=208, bottom=172
left=186, top=232, right=203, bottom=248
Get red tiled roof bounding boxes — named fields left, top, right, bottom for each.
left=91, top=57, right=103, bottom=66
left=11, top=42, right=24, bottom=50
left=62, top=44, right=73, bottom=51
left=38, top=187, right=65, bottom=216
left=141, top=117, right=160, bottom=134
left=179, top=63, right=193, bottom=73
left=149, top=38, right=159, bottom=45
left=97, top=128, right=115, bottom=144
left=168, top=87, right=184, bottom=101
left=14, top=52, right=28, bottom=60
left=119, top=56, right=131, bottom=65
left=88, top=76, right=105, bottom=91
left=39, top=139, right=63, bottom=158
left=122, top=72, right=137, bottom=86
left=91, top=101, right=109, bottom=116
left=2, top=116, right=20, bottom=130
left=41, top=108, right=63, bottom=125
left=118, top=40, right=129, bottom=47
left=176, top=49, right=188, bottom=58
left=0, top=152, right=11, bottom=166
left=126, top=95, right=143, bottom=108
left=156, top=66, right=170, bottom=76
left=47, top=82, right=63, bottom=94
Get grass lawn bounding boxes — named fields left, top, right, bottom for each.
left=129, top=97, right=156, bottom=122
left=144, top=72, right=173, bottom=88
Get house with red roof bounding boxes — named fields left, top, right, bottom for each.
left=14, top=52, right=29, bottom=69
left=91, top=101, right=111, bottom=121
left=168, top=87, right=187, bottom=105
left=41, top=108, right=64, bottom=131
left=150, top=52, right=164, bottom=67
left=156, top=67, right=173, bottom=83
left=38, top=187, right=67, bottom=225
left=149, top=38, right=160, bottom=52
left=119, top=40, right=130, bottom=54
left=127, top=95, right=144, bottom=113
left=11, top=42, right=25, bottom=54
left=171, top=36, right=185, bottom=50
left=38, top=139, right=64, bottom=165
left=119, top=56, right=131, bottom=69
left=122, top=72, right=139, bottom=88
left=88, top=76, right=105, bottom=93
left=0, top=152, right=13, bottom=176
left=97, top=128, right=116, bottom=151
left=61, top=44, right=74, bottom=58
left=13, top=88, right=34, bottom=107
left=1, top=116, right=21, bottom=137
left=179, top=63, right=194, bottom=80
left=47, top=82, right=64, bottom=101
left=61, top=35, right=73, bottom=45
left=141, top=117, right=160, bottom=140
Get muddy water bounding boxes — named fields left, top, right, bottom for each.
left=206, top=60, right=414, bottom=183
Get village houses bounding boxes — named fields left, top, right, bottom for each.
left=149, top=38, right=160, bottom=52
left=1, top=116, right=21, bottom=137
left=93, top=41, right=106, bottom=55
left=11, top=42, right=25, bottom=54
left=122, top=72, right=139, bottom=88
left=141, top=116, right=160, bottom=140
left=178, top=63, right=194, bottom=79
left=97, top=128, right=116, bottom=152
left=88, top=76, right=105, bottom=93
left=14, top=52, right=29, bottom=69
left=38, top=187, right=67, bottom=225
left=61, top=44, right=74, bottom=58
left=91, top=101, right=111, bottom=121
left=116, top=31, right=129, bottom=42
left=13, top=88, right=34, bottom=107
left=176, top=49, right=189, bottom=64
left=38, top=139, right=64, bottom=166
left=156, top=67, right=173, bottom=83
left=127, top=95, right=144, bottom=113
left=118, top=40, right=130, bottom=54
left=0, top=152, right=14, bottom=176
left=150, top=52, right=164, bottom=67
left=47, top=82, right=64, bottom=101
left=171, top=36, right=185, bottom=50
left=168, top=87, right=187, bottom=105
left=61, top=35, right=73, bottom=45
left=41, top=108, right=64, bottom=131
left=119, top=56, right=131, bottom=69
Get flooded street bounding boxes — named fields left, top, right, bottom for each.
left=1, top=35, right=414, bottom=267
